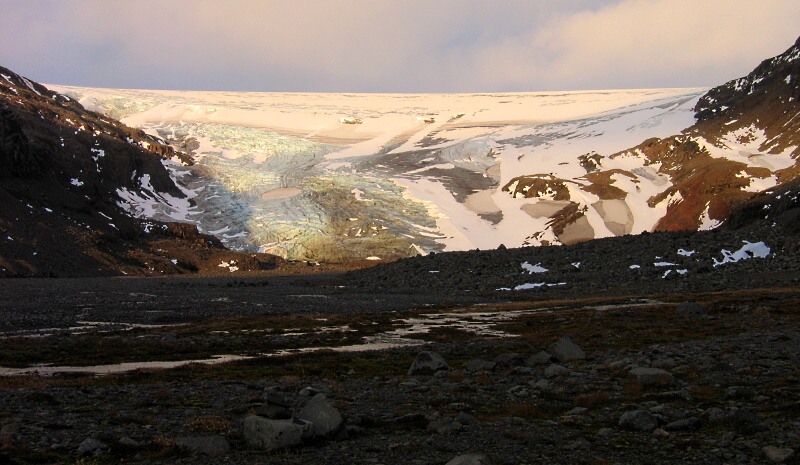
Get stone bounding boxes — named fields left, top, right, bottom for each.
left=629, top=367, right=673, bottom=386
left=445, top=454, right=492, bottom=465
left=526, top=351, right=553, bottom=366
left=652, top=428, right=671, bottom=440
left=664, top=417, right=700, bottom=431
left=298, top=386, right=320, bottom=397
left=704, top=407, right=727, bottom=424
left=77, top=437, right=109, bottom=455
left=408, top=351, right=449, bottom=375
left=297, top=393, right=343, bottom=438
left=676, top=300, right=706, bottom=315
left=242, top=416, right=308, bottom=451
left=427, top=418, right=464, bottom=435
left=728, top=408, right=765, bottom=434
left=175, top=435, right=230, bottom=457
left=543, top=363, right=569, bottom=378
left=547, top=337, right=586, bottom=362
left=763, top=446, right=795, bottom=463
left=494, top=352, right=523, bottom=366
left=618, top=410, right=658, bottom=432
left=465, top=359, right=497, bottom=373
left=118, top=436, right=140, bottom=447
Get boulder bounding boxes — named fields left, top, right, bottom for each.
left=297, top=393, right=343, bottom=439
left=242, top=416, right=308, bottom=451
left=427, top=418, right=464, bottom=435
left=547, top=337, right=586, bottom=362
left=408, top=351, right=449, bottom=375
left=629, top=367, right=673, bottom=386
left=763, top=446, right=795, bottom=463
left=77, top=437, right=109, bottom=455
left=618, top=410, right=658, bottom=432
left=526, top=351, right=553, bottom=366
left=543, top=363, right=569, bottom=378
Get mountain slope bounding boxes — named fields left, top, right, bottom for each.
left=52, top=85, right=706, bottom=260
left=0, top=67, right=281, bottom=277
left=611, top=37, right=800, bottom=233
left=13, top=36, right=800, bottom=266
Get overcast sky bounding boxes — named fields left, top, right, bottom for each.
left=1, top=0, right=799, bottom=93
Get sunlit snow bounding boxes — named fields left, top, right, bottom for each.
left=52, top=85, right=710, bottom=260
left=713, top=241, right=771, bottom=267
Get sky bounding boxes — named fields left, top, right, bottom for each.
left=1, top=0, right=799, bottom=93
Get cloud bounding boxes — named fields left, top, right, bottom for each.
left=459, top=0, right=800, bottom=91
left=0, top=0, right=798, bottom=92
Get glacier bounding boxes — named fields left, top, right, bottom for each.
left=51, top=86, right=706, bottom=262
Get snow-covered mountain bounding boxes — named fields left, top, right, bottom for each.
left=48, top=37, right=800, bottom=263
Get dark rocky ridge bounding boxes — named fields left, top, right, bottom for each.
left=0, top=66, right=281, bottom=277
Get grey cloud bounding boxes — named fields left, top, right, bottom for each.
left=0, top=0, right=798, bottom=92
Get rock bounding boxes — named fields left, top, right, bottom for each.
left=529, top=379, right=550, bottom=390
left=618, top=410, right=659, bottom=432
left=676, top=300, right=706, bottom=315
left=427, top=418, right=464, bottom=435
left=465, top=359, right=497, bottom=373
left=298, top=386, right=320, bottom=397
left=664, top=417, right=700, bottom=431
left=297, top=393, right=343, bottom=439
left=763, top=446, right=795, bottom=463
left=652, top=428, right=671, bottom=440
left=175, top=435, right=230, bottom=457
left=118, top=436, right=140, bottom=447
left=408, top=351, right=449, bottom=375
left=543, top=363, right=569, bottom=378
left=629, top=367, right=673, bottom=386
left=242, top=416, right=308, bottom=451
left=494, top=352, right=523, bottom=366
left=526, top=351, right=553, bottom=366
left=77, top=437, right=109, bottom=455
left=445, top=454, right=492, bottom=465
left=547, top=337, right=586, bottom=362
left=507, top=385, right=529, bottom=397
left=456, top=411, right=478, bottom=425
left=727, top=408, right=765, bottom=434
left=704, top=407, right=727, bottom=424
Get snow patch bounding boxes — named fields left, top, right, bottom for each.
left=521, top=261, right=548, bottom=274
left=713, top=241, right=771, bottom=267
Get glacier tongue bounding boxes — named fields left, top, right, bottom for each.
left=51, top=86, right=705, bottom=262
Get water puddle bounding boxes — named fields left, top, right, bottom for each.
left=0, top=300, right=653, bottom=377
left=0, top=321, right=176, bottom=339
left=0, top=355, right=250, bottom=377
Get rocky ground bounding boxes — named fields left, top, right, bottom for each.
left=1, top=222, right=800, bottom=465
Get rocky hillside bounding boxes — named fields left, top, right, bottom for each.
left=504, top=36, right=800, bottom=245
left=0, top=67, right=281, bottom=277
